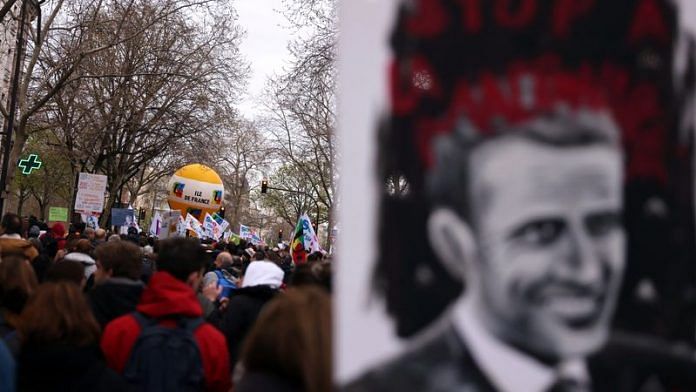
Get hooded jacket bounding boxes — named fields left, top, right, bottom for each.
left=50, top=223, right=67, bottom=250
left=101, top=271, right=231, bottom=392
left=217, top=261, right=283, bottom=369
left=63, top=252, right=96, bottom=279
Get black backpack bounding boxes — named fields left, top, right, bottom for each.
left=123, top=312, right=205, bottom=392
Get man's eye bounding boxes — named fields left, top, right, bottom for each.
left=510, top=219, right=565, bottom=246
left=586, top=212, right=621, bottom=237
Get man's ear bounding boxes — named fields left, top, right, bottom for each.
left=427, top=207, right=477, bottom=281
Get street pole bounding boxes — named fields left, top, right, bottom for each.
left=0, top=0, right=28, bottom=215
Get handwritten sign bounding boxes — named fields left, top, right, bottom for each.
left=74, top=173, right=107, bottom=215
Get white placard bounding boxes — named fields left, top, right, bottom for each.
left=74, top=173, right=108, bottom=215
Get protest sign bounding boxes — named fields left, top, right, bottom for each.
left=158, top=211, right=181, bottom=239
left=239, top=224, right=252, bottom=240
left=74, top=173, right=107, bottom=215
left=48, top=207, right=68, bottom=222
left=111, top=208, right=135, bottom=227
left=149, top=212, right=163, bottom=237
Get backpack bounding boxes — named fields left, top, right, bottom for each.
left=123, top=312, right=205, bottom=392
left=214, top=270, right=237, bottom=299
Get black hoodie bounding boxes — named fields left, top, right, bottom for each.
left=216, top=285, right=279, bottom=369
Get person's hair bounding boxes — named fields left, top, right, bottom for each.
left=0, top=255, right=38, bottom=322
left=108, top=234, right=121, bottom=242
left=254, top=250, right=265, bottom=261
left=95, top=229, right=106, bottom=240
left=18, top=282, right=100, bottom=347
left=94, top=241, right=143, bottom=280
left=83, top=227, right=95, bottom=238
left=266, top=250, right=280, bottom=263
left=73, top=239, right=93, bottom=254
left=157, top=238, right=207, bottom=281
left=290, top=262, right=332, bottom=293
left=306, top=251, right=324, bottom=263
left=72, top=222, right=86, bottom=234
left=1, top=213, right=22, bottom=235
left=240, top=287, right=331, bottom=392
left=45, top=261, right=85, bottom=286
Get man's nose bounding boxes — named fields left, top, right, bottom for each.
left=560, top=220, right=602, bottom=283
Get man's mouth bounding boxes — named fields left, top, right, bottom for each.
left=537, top=290, right=606, bottom=328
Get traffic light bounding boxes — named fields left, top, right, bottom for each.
left=261, top=179, right=268, bottom=194
left=278, top=229, right=283, bottom=241
left=139, top=208, right=146, bottom=220
left=219, top=206, right=226, bottom=218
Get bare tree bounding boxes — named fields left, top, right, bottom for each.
left=259, top=162, right=328, bottom=229
left=213, top=118, right=271, bottom=229
left=263, top=0, right=337, bottom=247
left=0, top=0, right=19, bottom=24
left=1, top=0, right=240, bottom=216
left=27, top=0, right=246, bottom=225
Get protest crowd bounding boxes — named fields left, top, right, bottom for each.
left=0, top=212, right=332, bottom=392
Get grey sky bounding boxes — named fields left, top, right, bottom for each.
left=235, top=0, right=292, bottom=119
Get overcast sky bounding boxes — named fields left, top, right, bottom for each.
left=234, top=0, right=292, bottom=120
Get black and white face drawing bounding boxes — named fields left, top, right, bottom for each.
left=429, top=134, right=625, bottom=362
left=338, top=0, right=696, bottom=390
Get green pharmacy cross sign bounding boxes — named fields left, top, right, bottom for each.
left=18, top=154, right=42, bottom=175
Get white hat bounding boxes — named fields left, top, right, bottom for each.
left=243, top=261, right=284, bottom=289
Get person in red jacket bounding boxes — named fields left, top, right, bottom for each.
left=101, top=237, right=231, bottom=391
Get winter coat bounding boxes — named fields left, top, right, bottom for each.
left=62, top=252, right=96, bottom=279
left=101, top=271, right=231, bottom=392
left=217, top=285, right=279, bottom=369
left=17, top=343, right=131, bottom=392
left=41, top=223, right=67, bottom=253
left=0, top=237, right=38, bottom=262
left=87, top=278, right=144, bottom=328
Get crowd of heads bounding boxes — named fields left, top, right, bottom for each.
left=0, top=212, right=333, bottom=391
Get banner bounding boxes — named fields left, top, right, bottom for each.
left=239, top=224, right=252, bottom=240
left=185, top=213, right=206, bottom=238
left=48, top=207, right=68, bottom=222
left=84, top=215, right=100, bottom=230
left=250, top=233, right=264, bottom=246
left=223, top=231, right=241, bottom=245
left=202, top=213, right=221, bottom=240
left=111, top=208, right=135, bottom=227
left=291, top=213, right=321, bottom=264
left=176, top=214, right=187, bottom=237
left=157, top=211, right=181, bottom=239
left=149, top=211, right=163, bottom=237
left=212, top=212, right=230, bottom=234
left=74, top=173, right=107, bottom=215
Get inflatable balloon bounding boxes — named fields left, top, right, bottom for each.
left=167, top=164, right=224, bottom=220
